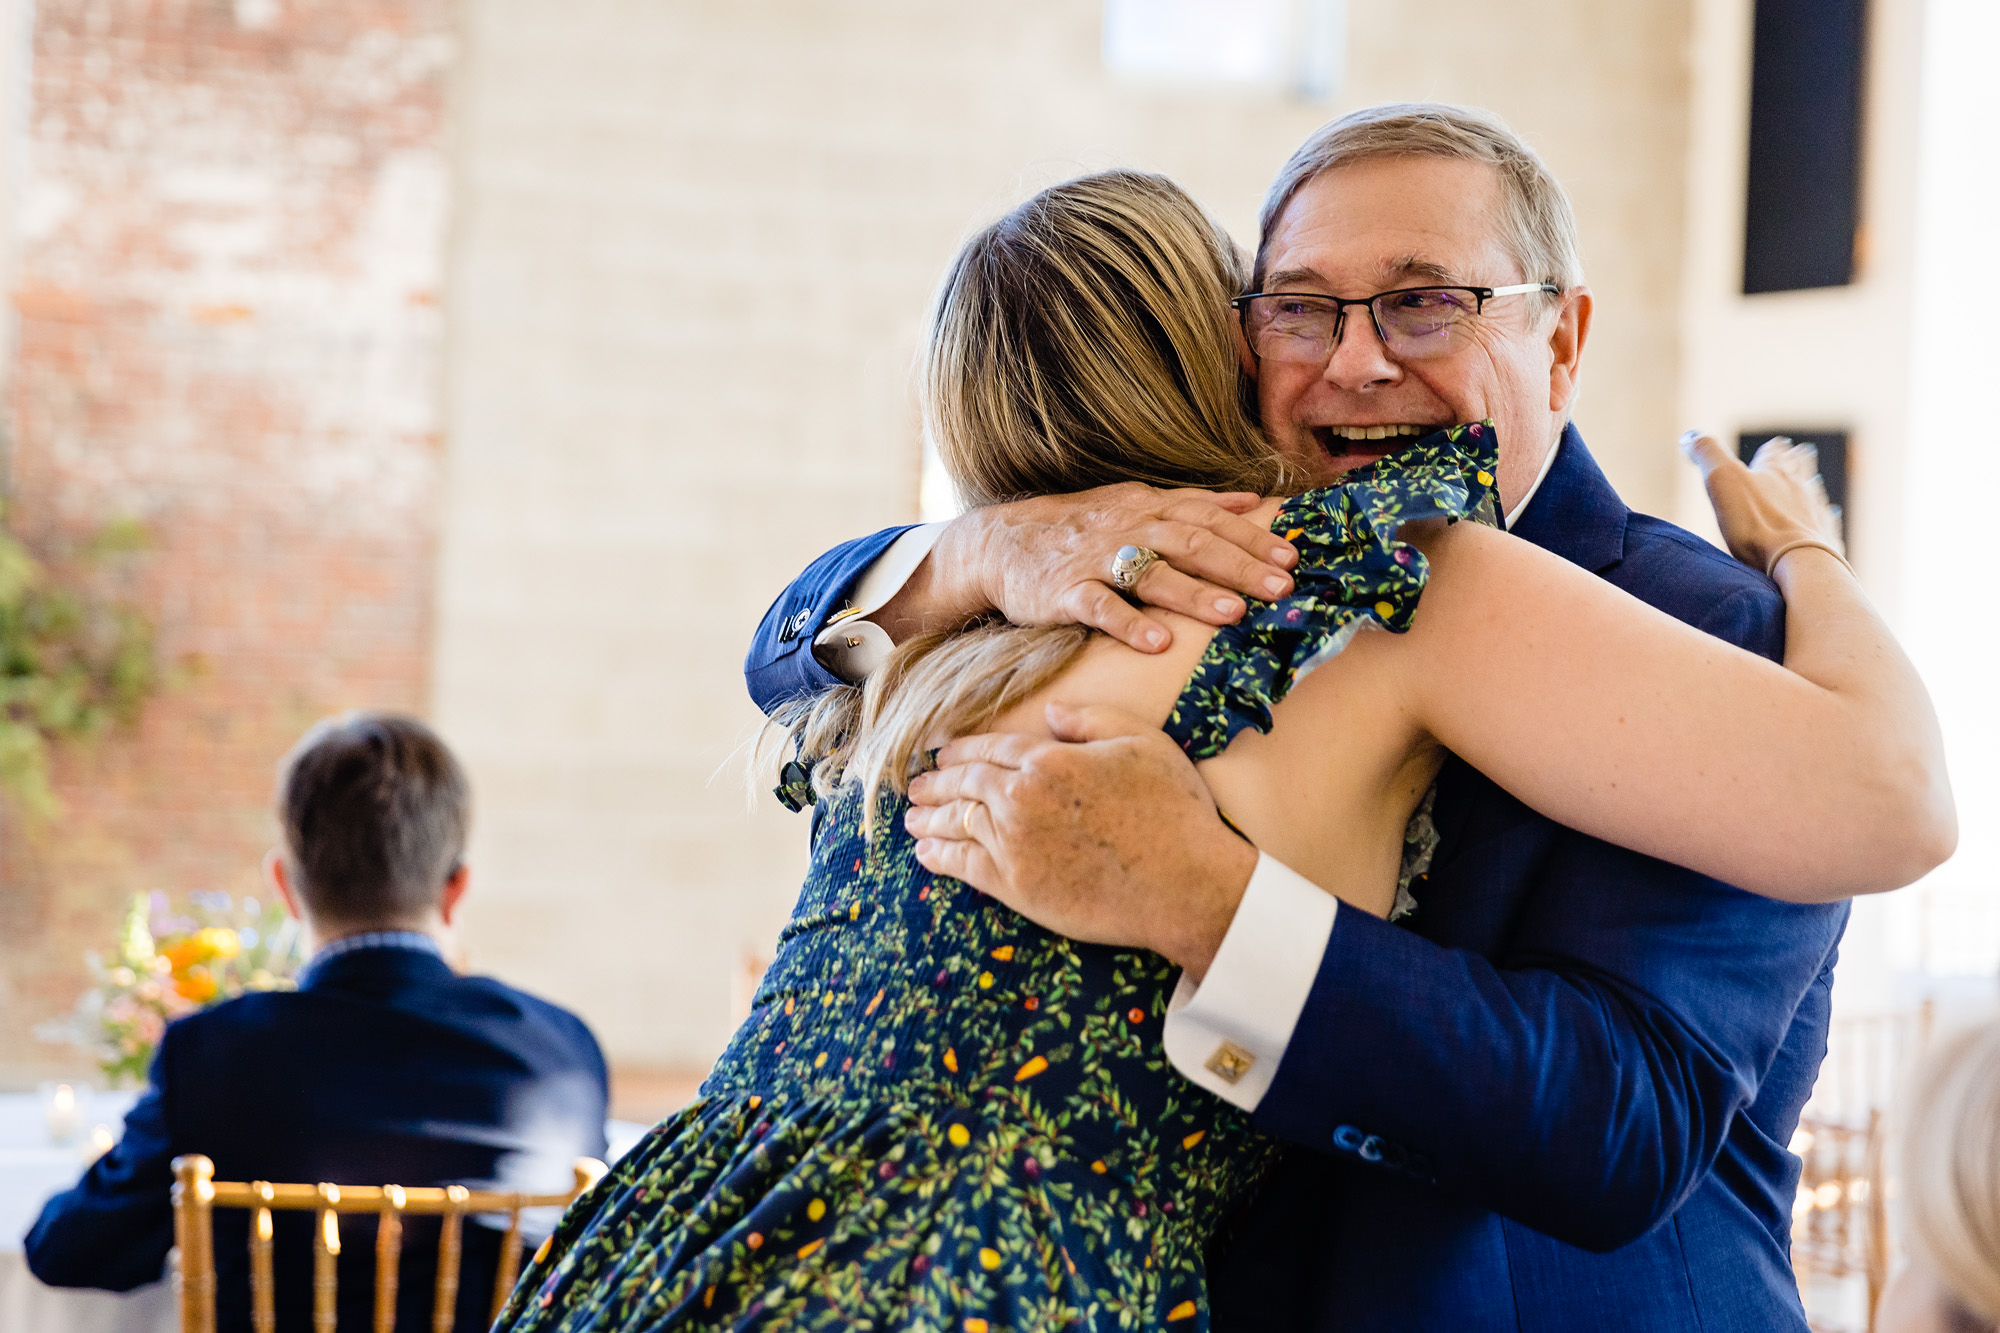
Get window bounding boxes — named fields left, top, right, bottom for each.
left=1102, top=0, right=1344, bottom=98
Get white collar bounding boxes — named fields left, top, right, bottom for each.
left=1503, top=433, right=1564, bottom=530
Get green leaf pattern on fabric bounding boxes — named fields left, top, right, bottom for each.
left=494, top=424, right=1500, bottom=1333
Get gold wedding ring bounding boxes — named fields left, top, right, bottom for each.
left=1109, top=544, right=1161, bottom=593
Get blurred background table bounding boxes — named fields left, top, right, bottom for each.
left=0, top=1089, right=172, bottom=1333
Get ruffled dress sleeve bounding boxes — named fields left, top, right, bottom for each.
left=1163, top=420, right=1502, bottom=761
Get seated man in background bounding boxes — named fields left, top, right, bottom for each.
left=27, top=712, right=609, bottom=1332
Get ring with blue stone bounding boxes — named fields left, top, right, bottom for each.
left=1109, top=544, right=1162, bottom=593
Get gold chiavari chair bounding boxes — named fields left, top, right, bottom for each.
left=1791, top=1000, right=1937, bottom=1332
left=1792, top=1111, right=1888, bottom=1333
left=169, top=1154, right=606, bottom=1333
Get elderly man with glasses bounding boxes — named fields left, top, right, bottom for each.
left=744, top=103, right=1839, bottom=1331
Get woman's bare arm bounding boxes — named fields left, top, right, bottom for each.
left=1392, top=439, right=1954, bottom=902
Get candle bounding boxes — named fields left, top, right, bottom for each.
left=41, top=1082, right=83, bottom=1146
left=84, top=1124, right=116, bottom=1163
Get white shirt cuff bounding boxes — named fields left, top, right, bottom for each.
left=1162, top=852, right=1337, bottom=1111
left=810, top=523, right=947, bottom=682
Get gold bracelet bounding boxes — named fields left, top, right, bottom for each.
left=1764, top=537, right=1850, bottom=579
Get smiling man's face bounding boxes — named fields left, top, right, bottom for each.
left=1246, top=154, right=1592, bottom=508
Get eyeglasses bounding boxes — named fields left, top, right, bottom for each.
left=1231, top=284, right=1560, bottom=364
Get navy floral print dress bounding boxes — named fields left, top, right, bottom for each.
left=493, top=424, right=1500, bottom=1333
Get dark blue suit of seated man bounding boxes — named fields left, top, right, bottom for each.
left=27, top=712, right=610, bottom=1333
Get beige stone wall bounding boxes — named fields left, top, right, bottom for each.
left=436, top=0, right=1700, bottom=1075
left=1346, top=0, right=1696, bottom=507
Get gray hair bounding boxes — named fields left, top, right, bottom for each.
left=1255, top=103, right=1585, bottom=302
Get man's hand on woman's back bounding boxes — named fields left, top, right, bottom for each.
left=877, top=484, right=1299, bottom=653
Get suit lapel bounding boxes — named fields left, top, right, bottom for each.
left=1506, top=423, right=1630, bottom=573
left=1417, top=425, right=1630, bottom=941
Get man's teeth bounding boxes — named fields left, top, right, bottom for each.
left=1326, top=424, right=1430, bottom=443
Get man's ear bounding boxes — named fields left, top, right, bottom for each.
left=1547, top=286, right=1592, bottom=414
left=438, top=862, right=471, bottom=928
left=264, top=849, right=303, bottom=922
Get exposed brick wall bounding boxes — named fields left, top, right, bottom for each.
left=1, top=0, right=453, bottom=1080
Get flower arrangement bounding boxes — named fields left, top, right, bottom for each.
left=40, top=891, right=303, bottom=1086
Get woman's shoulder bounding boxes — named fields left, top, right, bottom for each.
left=1163, top=423, right=1501, bottom=759
left=986, top=610, right=1217, bottom=739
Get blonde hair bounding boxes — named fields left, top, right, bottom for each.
left=1256, top=103, right=1585, bottom=302
left=1901, top=1019, right=2000, bottom=1323
left=779, top=171, right=1291, bottom=817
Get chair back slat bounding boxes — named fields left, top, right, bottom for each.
left=432, top=1184, right=468, bottom=1333
left=1865, top=1108, right=1890, bottom=1319
left=375, top=1184, right=406, bottom=1333
left=249, top=1182, right=276, bottom=1333
left=488, top=1205, right=525, bottom=1325
left=312, top=1184, right=341, bottom=1333
left=172, top=1156, right=219, bottom=1333
left=169, top=1157, right=603, bottom=1333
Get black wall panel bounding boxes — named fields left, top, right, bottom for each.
left=1742, top=0, right=1869, bottom=293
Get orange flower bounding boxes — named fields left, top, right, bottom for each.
left=161, top=938, right=205, bottom=972
left=1014, top=1055, right=1049, bottom=1082
left=1168, top=1300, right=1198, bottom=1320
left=173, top=966, right=219, bottom=1004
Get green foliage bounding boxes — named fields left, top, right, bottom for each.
left=0, top=509, right=158, bottom=813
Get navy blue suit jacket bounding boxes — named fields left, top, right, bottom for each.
left=743, top=427, right=1844, bottom=1330
left=27, top=945, right=609, bottom=1333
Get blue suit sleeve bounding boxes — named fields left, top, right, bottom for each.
left=26, top=1039, right=178, bottom=1290
left=744, top=525, right=922, bottom=715
left=1255, top=582, right=1842, bottom=1250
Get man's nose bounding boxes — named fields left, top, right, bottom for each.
left=1321, top=310, right=1402, bottom=391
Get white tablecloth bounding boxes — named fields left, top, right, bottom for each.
left=0, top=1090, right=651, bottom=1333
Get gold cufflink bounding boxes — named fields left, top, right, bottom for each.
left=1205, top=1042, right=1254, bottom=1085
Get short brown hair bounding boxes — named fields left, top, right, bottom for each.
left=277, top=713, right=470, bottom=924
left=1256, top=103, right=1585, bottom=300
